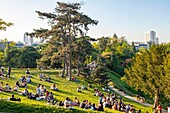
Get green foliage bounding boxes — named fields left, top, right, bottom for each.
left=4, top=46, right=40, bottom=68
left=124, top=44, right=170, bottom=103
left=92, top=65, right=110, bottom=86
left=93, top=36, right=136, bottom=76
left=0, top=18, right=13, bottom=31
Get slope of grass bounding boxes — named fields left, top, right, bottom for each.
left=108, top=71, right=138, bottom=96
left=0, top=68, right=152, bottom=113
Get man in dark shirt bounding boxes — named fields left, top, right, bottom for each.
left=7, top=67, right=11, bottom=78
left=9, top=94, right=21, bottom=101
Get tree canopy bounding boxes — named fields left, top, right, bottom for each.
left=124, top=43, right=170, bottom=108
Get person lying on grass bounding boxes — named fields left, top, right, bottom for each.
left=77, top=87, right=81, bottom=92
left=0, top=94, right=21, bottom=101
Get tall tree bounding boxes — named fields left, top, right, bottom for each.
left=29, top=2, right=98, bottom=80
left=124, top=44, right=170, bottom=110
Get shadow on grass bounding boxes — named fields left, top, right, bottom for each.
left=0, top=100, right=97, bottom=113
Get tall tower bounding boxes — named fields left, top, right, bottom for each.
left=23, top=33, right=34, bottom=46
left=145, top=31, right=156, bottom=44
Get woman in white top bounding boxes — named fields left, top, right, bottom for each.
left=64, top=97, right=70, bottom=109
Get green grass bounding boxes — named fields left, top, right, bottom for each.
left=0, top=68, right=152, bottom=113
left=108, top=71, right=138, bottom=96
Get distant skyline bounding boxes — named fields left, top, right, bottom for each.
left=0, top=0, right=170, bottom=43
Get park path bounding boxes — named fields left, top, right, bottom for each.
left=108, top=86, right=167, bottom=113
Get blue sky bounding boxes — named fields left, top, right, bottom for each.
left=0, top=0, right=170, bottom=43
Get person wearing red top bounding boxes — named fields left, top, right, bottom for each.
left=157, top=104, right=162, bottom=113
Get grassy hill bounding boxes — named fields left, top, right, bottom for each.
left=0, top=68, right=152, bottom=113
left=107, top=71, right=138, bottom=96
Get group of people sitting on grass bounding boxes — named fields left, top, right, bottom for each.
left=93, top=88, right=142, bottom=113
left=0, top=68, right=145, bottom=113
left=44, top=96, right=104, bottom=111
left=39, top=73, right=51, bottom=82
left=0, top=78, right=30, bottom=92
left=19, top=83, right=58, bottom=101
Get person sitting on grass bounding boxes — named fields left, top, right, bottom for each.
left=15, top=81, right=20, bottom=87
left=40, top=85, right=46, bottom=96
left=74, top=97, right=80, bottom=106
left=4, top=83, right=11, bottom=92
left=91, top=103, right=97, bottom=110
left=88, top=83, right=92, bottom=88
left=0, top=82, right=4, bottom=91
left=39, top=73, right=43, bottom=79
left=25, top=68, right=30, bottom=75
left=45, top=75, right=51, bottom=82
left=20, top=88, right=29, bottom=96
left=36, top=84, right=41, bottom=97
left=20, top=76, right=26, bottom=83
left=97, top=102, right=104, bottom=111
left=85, top=102, right=92, bottom=109
left=12, top=84, right=19, bottom=91
left=64, top=97, right=71, bottom=109
left=48, top=92, right=54, bottom=101
left=28, top=92, right=37, bottom=99
left=59, top=101, right=64, bottom=106
left=19, top=76, right=24, bottom=82
left=80, top=100, right=86, bottom=109
left=50, top=83, right=58, bottom=91
left=26, top=76, right=31, bottom=83
left=20, top=81, right=27, bottom=88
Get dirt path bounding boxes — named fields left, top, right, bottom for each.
left=108, top=86, right=167, bottom=113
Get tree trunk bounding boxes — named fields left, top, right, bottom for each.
left=68, top=38, right=72, bottom=81
left=61, top=57, right=65, bottom=77
left=76, top=66, right=80, bottom=76
left=66, top=61, right=68, bottom=76
left=61, top=52, right=66, bottom=77
left=153, top=89, right=159, bottom=113
left=76, top=54, right=81, bottom=76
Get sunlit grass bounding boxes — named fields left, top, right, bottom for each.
left=0, top=68, right=152, bottom=113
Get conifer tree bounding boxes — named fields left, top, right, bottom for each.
left=28, top=2, right=98, bottom=80
left=124, top=44, right=170, bottom=110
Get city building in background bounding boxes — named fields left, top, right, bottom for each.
left=15, top=41, right=24, bottom=48
left=144, top=31, right=159, bottom=45
left=23, top=33, right=34, bottom=46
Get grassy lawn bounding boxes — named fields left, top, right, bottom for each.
left=0, top=68, right=152, bottom=113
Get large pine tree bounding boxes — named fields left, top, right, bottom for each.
left=28, top=2, right=98, bottom=80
